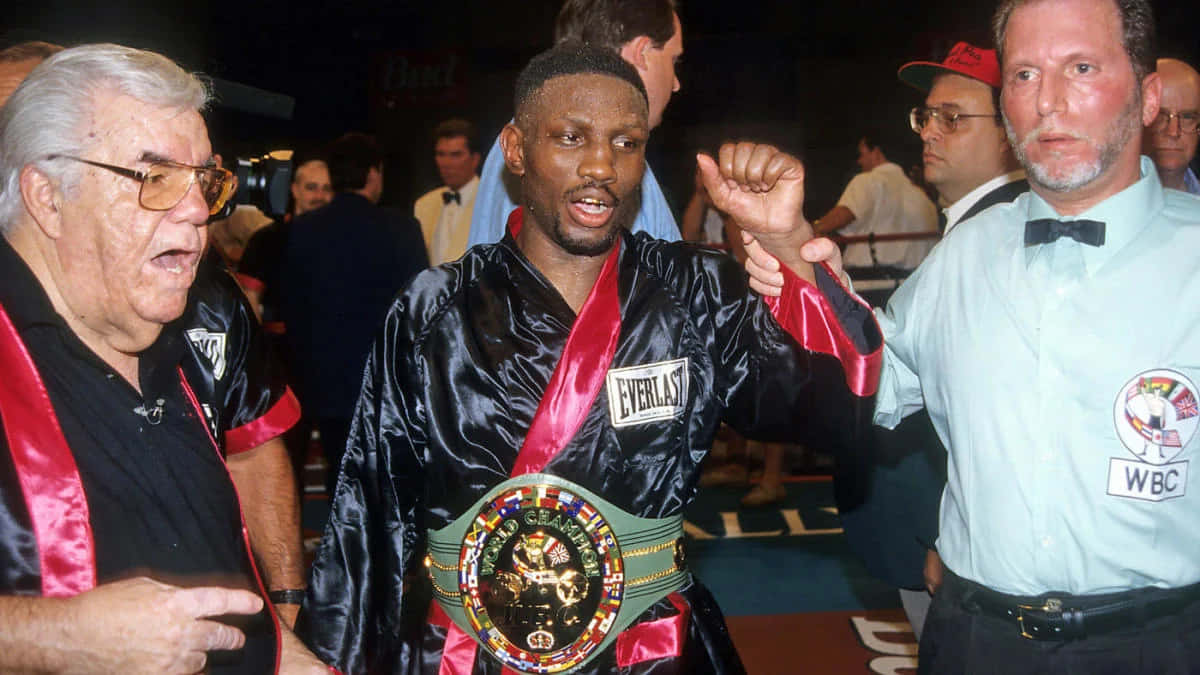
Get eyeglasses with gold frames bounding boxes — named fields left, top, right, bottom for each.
left=46, top=155, right=237, bottom=216
left=909, top=106, right=1001, bottom=135
left=1150, top=109, right=1200, bottom=135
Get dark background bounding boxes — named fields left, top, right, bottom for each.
left=6, top=0, right=1199, bottom=220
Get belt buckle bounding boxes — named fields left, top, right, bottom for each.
left=1015, top=597, right=1063, bottom=640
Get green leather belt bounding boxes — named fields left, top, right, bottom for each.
left=425, top=473, right=685, bottom=673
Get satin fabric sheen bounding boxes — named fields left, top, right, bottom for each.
left=176, top=254, right=301, bottom=456
left=0, top=303, right=96, bottom=597
left=301, top=229, right=879, bottom=674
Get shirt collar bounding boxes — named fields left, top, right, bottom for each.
left=446, top=175, right=479, bottom=203
left=944, top=170, right=1027, bottom=233
left=1023, top=156, right=1163, bottom=275
left=1184, top=166, right=1200, bottom=196
left=0, top=235, right=66, bottom=331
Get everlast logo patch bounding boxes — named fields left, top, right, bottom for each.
left=185, top=328, right=227, bottom=381
left=606, top=358, right=688, bottom=428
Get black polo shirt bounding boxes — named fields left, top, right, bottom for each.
left=0, top=238, right=274, bottom=672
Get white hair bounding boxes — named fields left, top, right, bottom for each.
left=0, top=43, right=211, bottom=231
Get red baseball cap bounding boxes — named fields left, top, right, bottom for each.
left=898, top=41, right=1001, bottom=91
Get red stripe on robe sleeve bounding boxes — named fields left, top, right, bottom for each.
left=763, top=263, right=881, bottom=397
left=225, top=387, right=302, bottom=455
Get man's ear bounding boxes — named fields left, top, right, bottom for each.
left=19, top=165, right=64, bottom=239
left=619, top=36, right=653, bottom=73
left=499, top=123, right=526, bottom=177
left=1140, top=71, right=1162, bottom=127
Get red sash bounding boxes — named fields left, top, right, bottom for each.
left=763, top=263, right=881, bottom=397
left=0, top=302, right=96, bottom=597
left=435, top=210, right=689, bottom=674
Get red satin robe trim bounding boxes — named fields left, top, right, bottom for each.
left=615, top=592, right=690, bottom=667
left=179, top=371, right=282, bottom=674
left=0, top=303, right=96, bottom=597
left=225, top=387, right=302, bottom=455
left=235, top=272, right=265, bottom=294
left=509, top=219, right=622, bottom=476
left=763, top=262, right=881, bottom=397
left=430, top=602, right=479, bottom=675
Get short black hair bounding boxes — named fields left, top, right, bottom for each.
left=326, top=132, right=383, bottom=193
left=554, top=0, right=678, bottom=51
left=859, top=132, right=887, bottom=156
left=514, top=41, right=648, bottom=128
left=433, top=118, right=479, bottom=154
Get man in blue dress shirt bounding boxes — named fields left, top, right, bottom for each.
left=468, top=0, right=683, bottom=246
left=746, top=0, right=1200, bottom=671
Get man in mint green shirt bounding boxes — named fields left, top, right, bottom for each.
left=745, top=0, right=1200, bottom=671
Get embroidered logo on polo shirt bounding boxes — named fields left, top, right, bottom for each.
left=1108, top=369, right=1197, bottom=502
left=605, top=358, right=688, bottom=428
left=185, top=328, right=227, bottom=381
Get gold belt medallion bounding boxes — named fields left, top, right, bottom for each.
left=458, top=483, right=624, bottom=673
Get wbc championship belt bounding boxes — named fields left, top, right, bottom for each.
left=426, top=473, right=685, bottom=674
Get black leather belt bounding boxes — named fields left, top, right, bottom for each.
left=960, top=576, right=1200, bottom=641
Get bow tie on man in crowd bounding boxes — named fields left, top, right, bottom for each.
left=442, top=190, right=461, bottom=205
left=1024, top=218, right=1106, bottom=247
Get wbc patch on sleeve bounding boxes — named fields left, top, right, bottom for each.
left=605, top=358, right=688, bottom=428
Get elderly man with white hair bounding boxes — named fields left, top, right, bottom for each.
left=0, top=44, right=325, bottom=674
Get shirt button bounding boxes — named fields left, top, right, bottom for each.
left=1041, top=535, right=1053, bottom=548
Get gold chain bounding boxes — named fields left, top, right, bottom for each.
left=622, top=538, right=679, bottom=558
left=626, top=564, right=680, bottom=588
left=428, top=572, right=461, bottom=599
left=424, top=555, right=458, bottom=572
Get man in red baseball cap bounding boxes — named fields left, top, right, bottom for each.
left=837, top=41, right=1029, bottom=644
left=901, top=41, right=1027, bottom=232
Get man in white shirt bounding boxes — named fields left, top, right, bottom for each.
left=414, top=118, right=481, bottom=265
left=814, top=134, right=938, bottom=271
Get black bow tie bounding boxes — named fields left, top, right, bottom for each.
left=442, top=190, right=461, bottom=205
left=1024, top=218, right=1106, bottom=247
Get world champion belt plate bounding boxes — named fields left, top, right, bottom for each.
left=459, top=483, right=624, bottom=673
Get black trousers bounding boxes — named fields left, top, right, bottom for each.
left=919, top=569, right=1200, bottom=674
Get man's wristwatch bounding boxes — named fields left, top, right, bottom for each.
left=268, top=589, right=306, bottom=605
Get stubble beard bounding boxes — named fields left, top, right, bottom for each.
left=1005, top=90, right=1143, bottom=193
left=532, top=183, right=643, bottom=257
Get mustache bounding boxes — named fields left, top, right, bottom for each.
left=1013, top=125, right=1088, bottom=149
left=565, top=182, right=621, bottom=206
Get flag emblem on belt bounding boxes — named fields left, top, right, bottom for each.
left=459, top=483, right=623, bottom=673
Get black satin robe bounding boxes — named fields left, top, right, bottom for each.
left=176, top=253, right=299, bottom=455
left=301, top=230, right=879, bottom=674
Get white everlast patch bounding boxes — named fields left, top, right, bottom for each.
left=606, top=358, right=688, bottom=428
left=185, top=328, right=227, bottom=381
left=1108, top=368, right=1197, bottom=502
